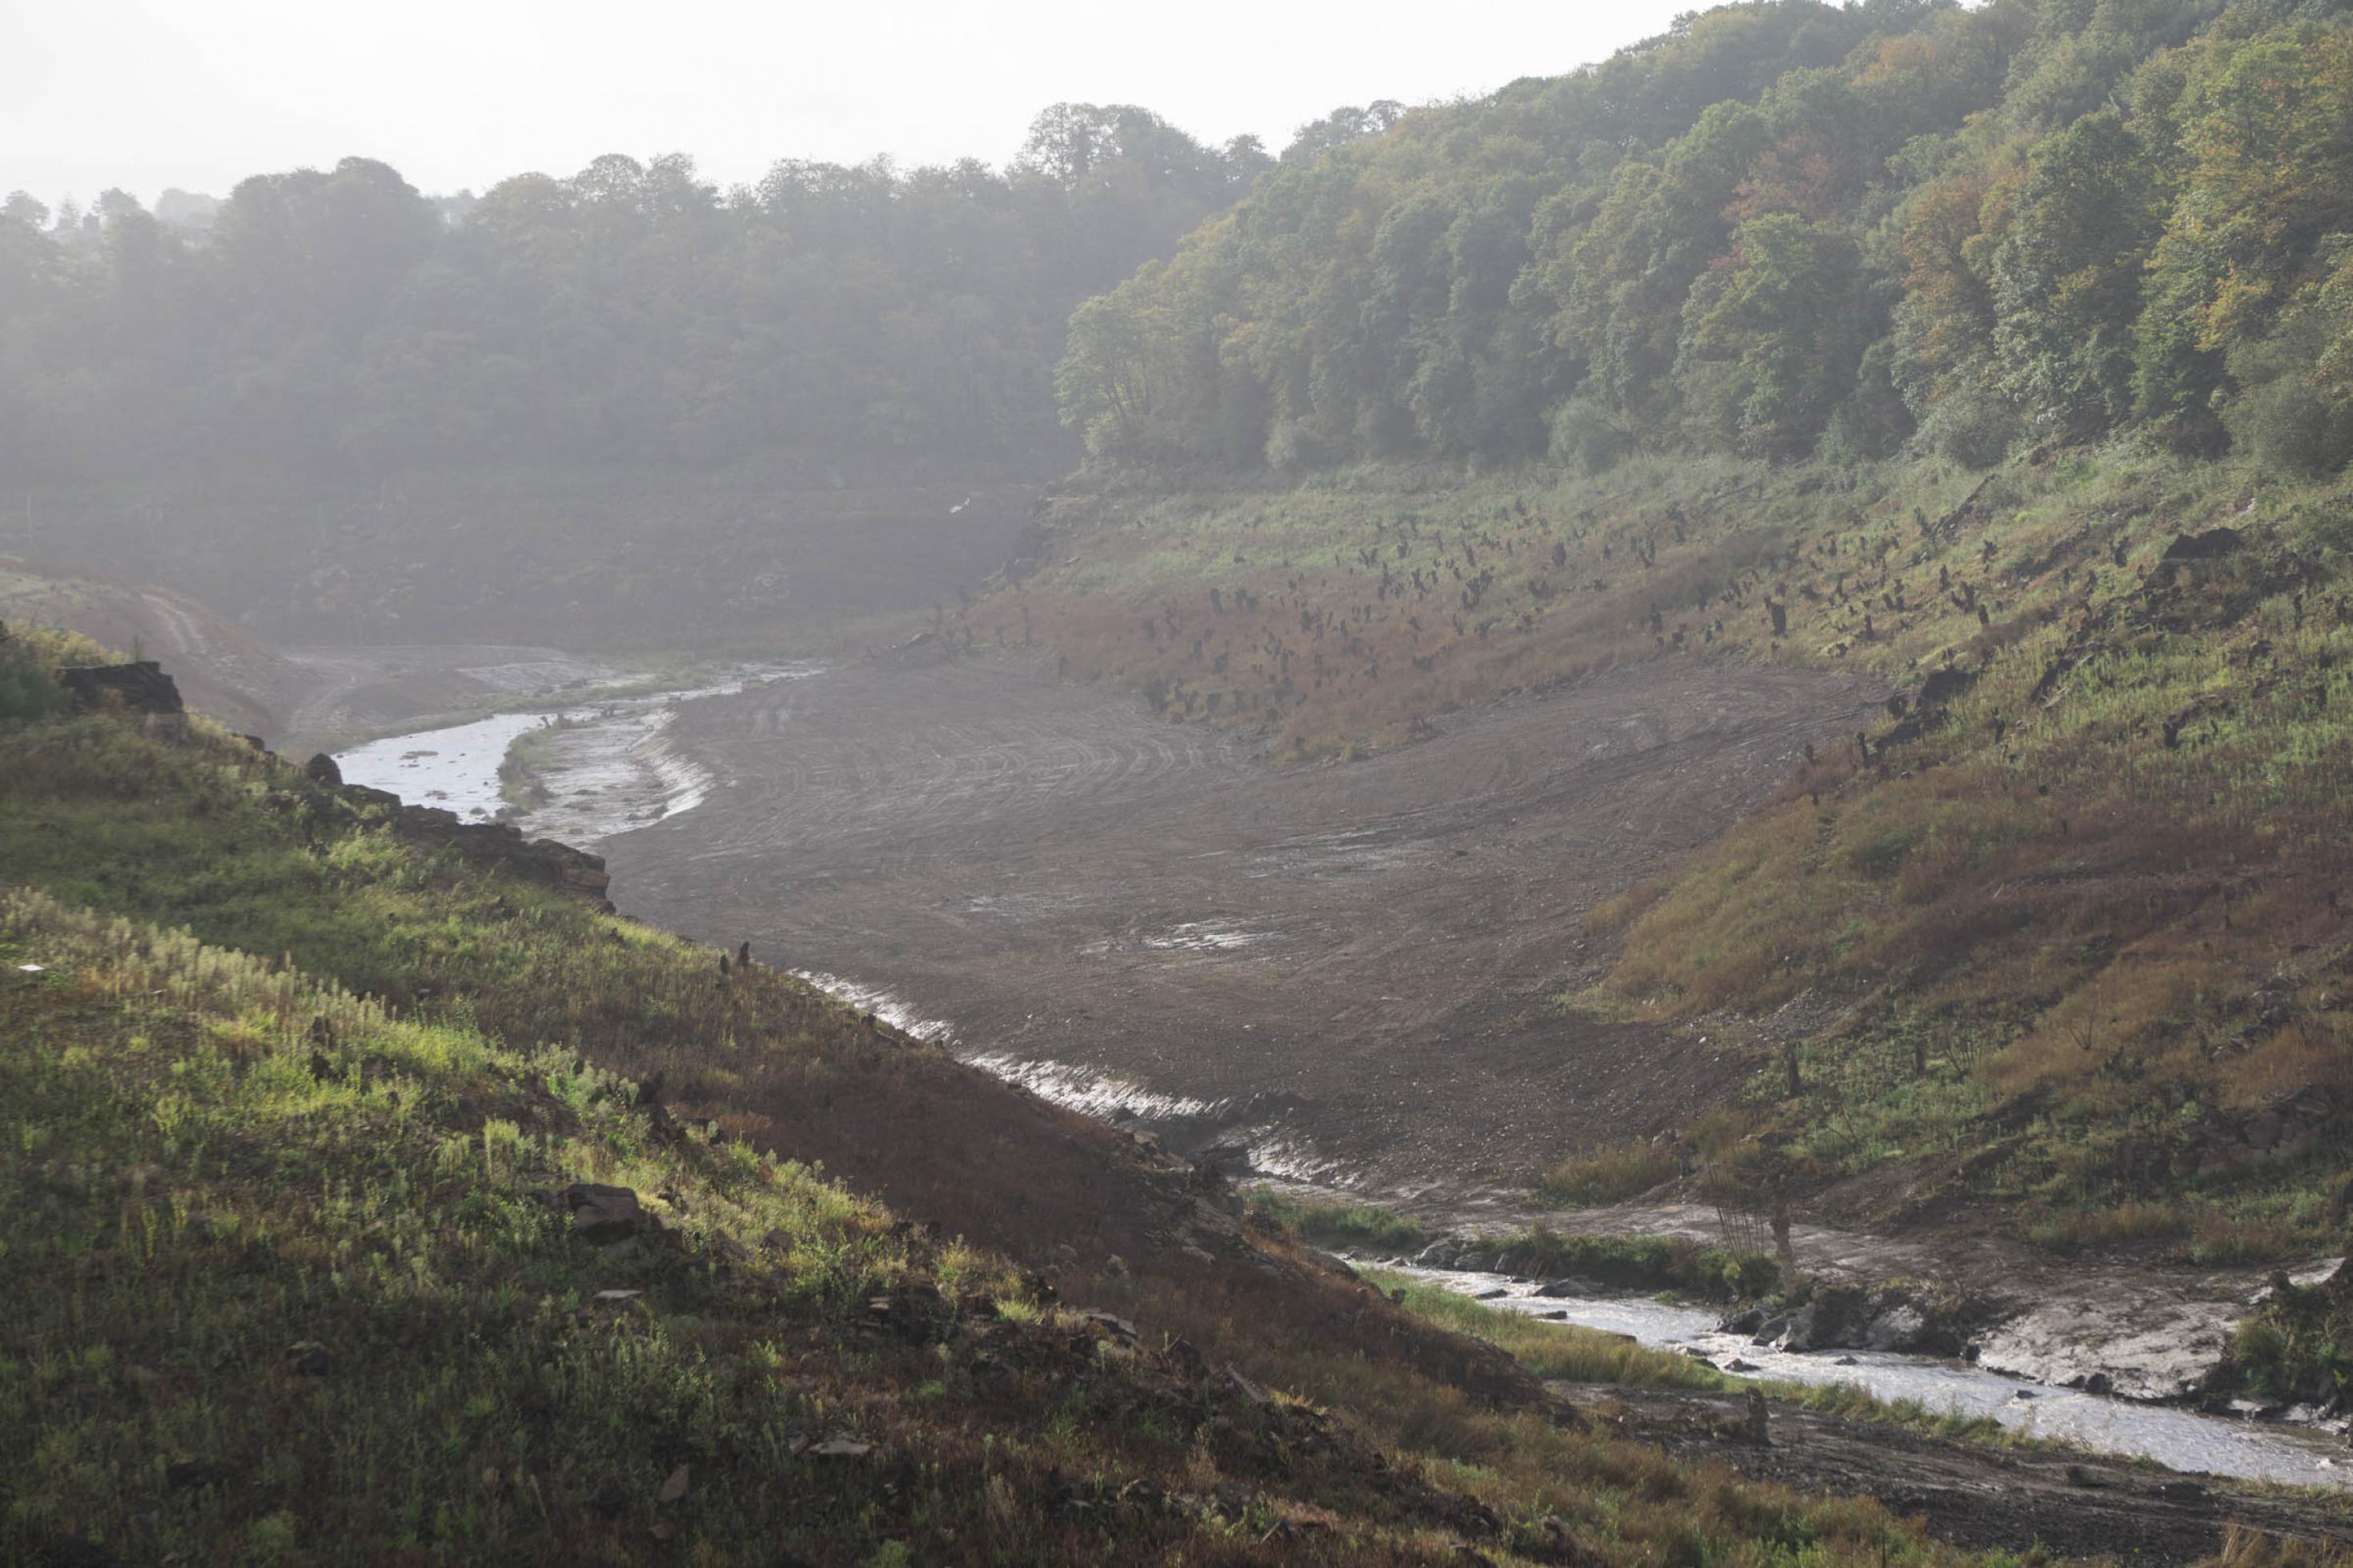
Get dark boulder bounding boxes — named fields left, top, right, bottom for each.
left=1914, top=665, right=1978, bottom=711
left=381, top=806, right=612, bottom=902
left=2162, top=527, right=2245, bottom=563
left=303, top=752, right=343, bottom=786
left=560, top=1182, right=640, bottom=1243
left=59, top=661, right=183, bottom=716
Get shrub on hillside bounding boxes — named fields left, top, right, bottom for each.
left=1538, top=1138, right=1682, bottom=1207
left=1548, top=397, right=1636, bottom=475
left=0, top=620, right=109, bottom=722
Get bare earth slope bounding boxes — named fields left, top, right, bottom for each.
left=604, top=651, right=1885, bottom=1191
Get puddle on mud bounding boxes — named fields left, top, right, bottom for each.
left=334, top=665, right=816, bottom=844
left=1399, top=1267, right=2353, bottom=1488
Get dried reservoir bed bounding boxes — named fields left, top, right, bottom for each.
left=598, top=651, right=1885, bottom=1192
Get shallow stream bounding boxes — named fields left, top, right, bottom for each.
left=1401, top=1266, right=2353, bottom=1488
left=333, top=666, right=814, bottom=845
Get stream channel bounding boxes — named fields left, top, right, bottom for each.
left=335, top=670, right=2353, bottom=1494
left=1395, top=1264, right=2353, bottom=1488
left=332, top=664, right=814, bottom=845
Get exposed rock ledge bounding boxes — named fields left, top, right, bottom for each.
left=289, top=748, right=612, bottom=906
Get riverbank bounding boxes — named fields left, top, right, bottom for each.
left=1375, top=1261, right=2353, bottom=1490
left=1373, top=1275, right=2353, bottom=1558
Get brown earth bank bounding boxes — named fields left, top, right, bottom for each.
left=599, top=648, right=1887, bottom=1193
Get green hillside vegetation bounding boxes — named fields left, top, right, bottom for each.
left=0, top=619, right=108, bottom=720
left=0, top=108, right=1267, bottom=487
left=0, top=109, right=1280, bottom=642
left=1, top=673, right=2042, bottom=1562
left=1056, top=0, right=2353, bottom=480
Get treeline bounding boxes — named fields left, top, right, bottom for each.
left=1057, top=0, right=2353, bottom=479
left=0, top=105, right=1277, bottom=484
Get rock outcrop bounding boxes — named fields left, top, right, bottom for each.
left=2162, top=527, right=2247, bottom=563
left=2184, top=1085, right=2335, bottom=1180
left=1733, top=1283, right=1967, bottom=1357
left=59, top=661, right=183, bottom=716
left=266, top=768, right=612, bottom=908
left=377, top=800, right=613, bottom=904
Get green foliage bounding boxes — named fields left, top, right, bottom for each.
left=0, top=115, right=1263, bottom=487
left=1537, top=1139, right=1685, bottom=1208
left=2135, top=22, right=2353, bottom=427
left=1988, top=110, right=2161, bottom=440
left=1246, top=1188, right=1427, bottom=1253
left=1472, top=1226, right=1780, bottom=1301
left=2229, top=1275, right=2353, bottom=1410
left=2224, top=240, right=2353, bottom=475
left=1054, top=1, right=2353, bottom=480
left=0, top=619, right=106, bottom=721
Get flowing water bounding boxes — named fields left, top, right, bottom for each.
left=1401, top=1266, right=2353, bottom=1488
left=333, top=665, right=817, bottom=844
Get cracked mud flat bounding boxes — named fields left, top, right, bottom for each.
left=600, top=652, right=1887, bottom=1192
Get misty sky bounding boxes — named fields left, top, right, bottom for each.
left=8, top=0, right=1695, bottom=207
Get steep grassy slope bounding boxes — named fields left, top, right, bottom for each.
left=0, top=677, right=2028, bottom=1562
left=972, top=443, right=2353, bottom=1259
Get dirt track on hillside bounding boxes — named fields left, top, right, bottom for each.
left=604, top=652, right=1886, bottom=1191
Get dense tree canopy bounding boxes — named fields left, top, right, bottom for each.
left=0, top=105, right=1267, bottom=484
left=1056, top=0, right=2353, bottom=477
left=14, top=5, right=2353, bottom=495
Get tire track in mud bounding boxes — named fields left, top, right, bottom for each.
left=606, top=654, right=1887, bottom=1193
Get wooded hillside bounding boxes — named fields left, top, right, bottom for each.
left=1056, top=0, right=2353, bottom=480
